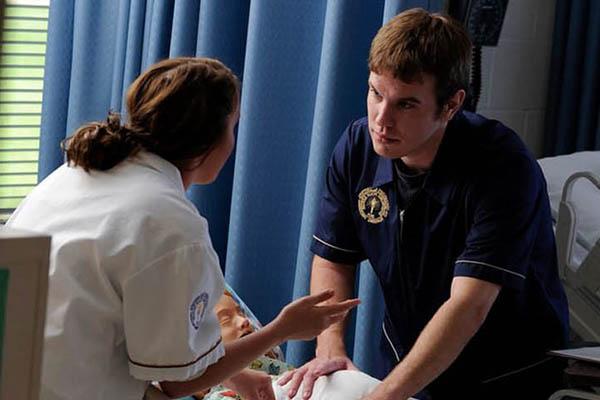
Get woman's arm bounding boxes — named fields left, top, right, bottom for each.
left=161, top=290, right=359, bottom=398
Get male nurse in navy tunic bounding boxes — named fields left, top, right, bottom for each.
left=280, top=8, right=569, bottom=400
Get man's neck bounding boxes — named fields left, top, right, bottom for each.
left=394, top=159, right=427, bottom=177
left=400, top=128, right=445, bottom=172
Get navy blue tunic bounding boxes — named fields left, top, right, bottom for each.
left=311, top=111, right=569, bottom=397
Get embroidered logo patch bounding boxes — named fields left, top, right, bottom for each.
left=358, top=187, right=389, bottom=224
left=189, top=292, right=209, bottom=330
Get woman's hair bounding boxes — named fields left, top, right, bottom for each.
left=62, top=57, right=240, bottom=172
left=369, top=8, right=471, bottom=112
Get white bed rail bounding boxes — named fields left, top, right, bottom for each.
left=556, top=171, right=600, bottom=288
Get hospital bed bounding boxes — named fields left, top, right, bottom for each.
left=538, top=151, right=600, bottom=342
left=538, top=152, right=600, bottom=400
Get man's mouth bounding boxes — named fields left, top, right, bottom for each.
left=373, top=131, right=399, bottom=144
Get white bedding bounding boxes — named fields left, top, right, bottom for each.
left=274, top=370, right=384, bottom=400
left=538, top=151, right=600, bottom=269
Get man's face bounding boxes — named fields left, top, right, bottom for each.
left=215, top=294, right=254, bottom=343
left=367, top=71, right=449, bottom=168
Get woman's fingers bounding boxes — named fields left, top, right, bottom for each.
left=297, top=289, right=335, bottom=306
left=318, top=298, right=360, bottom=314
left=327, top=313, right=346, bottom=326
left=275, top=292, right=361, bottom=341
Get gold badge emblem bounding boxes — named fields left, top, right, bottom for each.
left=358, top=187, right=389, bottom=224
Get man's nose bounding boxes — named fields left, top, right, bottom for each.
left=375, top=103, right=393, bottom=128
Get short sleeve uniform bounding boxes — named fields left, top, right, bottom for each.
left=8, top=151, right=225, bottom=400
left=311, top=112, right=569, bottom=396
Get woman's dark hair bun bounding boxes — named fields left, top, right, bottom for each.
left=62, top=112, right=139, bottom=172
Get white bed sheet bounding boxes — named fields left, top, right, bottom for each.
left=538, top=151, right=600, bottom=270
left=275, top=370, right=401, bottom=400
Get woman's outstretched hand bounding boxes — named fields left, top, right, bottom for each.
left=271, top=289, right=360, bottom=342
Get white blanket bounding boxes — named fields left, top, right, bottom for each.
left=274, top=370, right=383, bottom=400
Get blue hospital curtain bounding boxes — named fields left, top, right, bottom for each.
left=39, top=0, right=441, bottom=375
left=543, top=0, right=600, bottom=155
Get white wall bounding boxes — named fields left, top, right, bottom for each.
left=478, top=0, right=556, bottom=157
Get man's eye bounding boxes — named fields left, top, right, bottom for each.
left=398, top=102, right=414, bottom=110
left=219, top=317, right=232, bottom=325
left=369, top=87, right=382, bottom=98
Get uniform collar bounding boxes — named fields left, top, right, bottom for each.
left=373, top=156, right=394, bottom=188
left=131, top=150, right=186, bottom=193
left=422, top=112, right=466, bottom=205
left=372, top=111, right=465, bottom=206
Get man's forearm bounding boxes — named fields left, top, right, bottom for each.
left=381, top=299, right=484, bottom=398
left=310, top=255, right=355, bottom=358
left=371, top=278, right=499, bottom=399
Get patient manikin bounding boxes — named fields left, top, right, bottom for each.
left=194, top=292, right=380, bottom=400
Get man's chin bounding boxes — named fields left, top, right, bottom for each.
left=372, top=142, right=402, bottom=159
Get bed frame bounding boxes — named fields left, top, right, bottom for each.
left=556, top=172, right=600, bottom=341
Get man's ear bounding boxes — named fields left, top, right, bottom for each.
left=443, top=89, right=466, bottom=120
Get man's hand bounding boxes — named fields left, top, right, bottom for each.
left=225, top=368, right=275, bottom=400
left=277, top=356, right=357, bottom=399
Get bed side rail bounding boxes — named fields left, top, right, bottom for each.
left=556, top=172, right=600, bottom=285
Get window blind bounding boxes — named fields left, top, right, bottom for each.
left=0, top=0, right=49, bottom=223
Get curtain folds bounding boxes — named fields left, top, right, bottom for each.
left=544, top=0, right=600, bottom=155
left=39, top=0, right=438, bottom=376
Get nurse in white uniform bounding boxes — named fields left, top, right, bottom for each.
left=7, top=57, right=359, bottom=400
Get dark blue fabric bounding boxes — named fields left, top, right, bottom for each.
left=39, top=0, right=439, bottom=375
left=311, top=111, right=569, bottom=395
left=544, top=0, right=600, bottom=155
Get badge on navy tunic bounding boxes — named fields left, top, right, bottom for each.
left=190, top=292, right=209, bottom=330
left=358, top=187, right=389, bottom=224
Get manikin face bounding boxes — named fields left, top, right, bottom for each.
left=367, top=71, right=460, bottom=170
left=215, top=294, right=254, bottom=343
